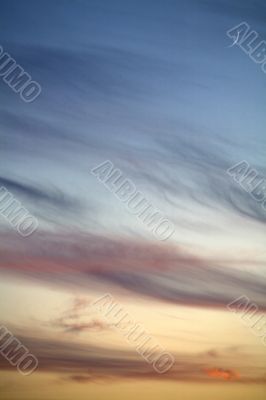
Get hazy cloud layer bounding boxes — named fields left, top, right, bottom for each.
left=1, top=232, right=265, bottom=310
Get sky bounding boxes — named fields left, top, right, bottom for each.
left=0, top=0, right=266, bottom=399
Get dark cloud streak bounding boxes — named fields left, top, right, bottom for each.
left=0, top=232, right=265, bottom=310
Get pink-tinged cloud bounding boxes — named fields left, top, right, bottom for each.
left=1, top=231, right=266, bottom=311
left=49, top=297, right=110, bottom=333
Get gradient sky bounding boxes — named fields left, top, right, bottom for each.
left=0, top=1, right=266, bottom=399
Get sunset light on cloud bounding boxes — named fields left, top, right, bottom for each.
left=0, top=1, right=266, bottom=399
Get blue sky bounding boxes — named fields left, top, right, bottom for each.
left=0, top=1, right=265, bottom=236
